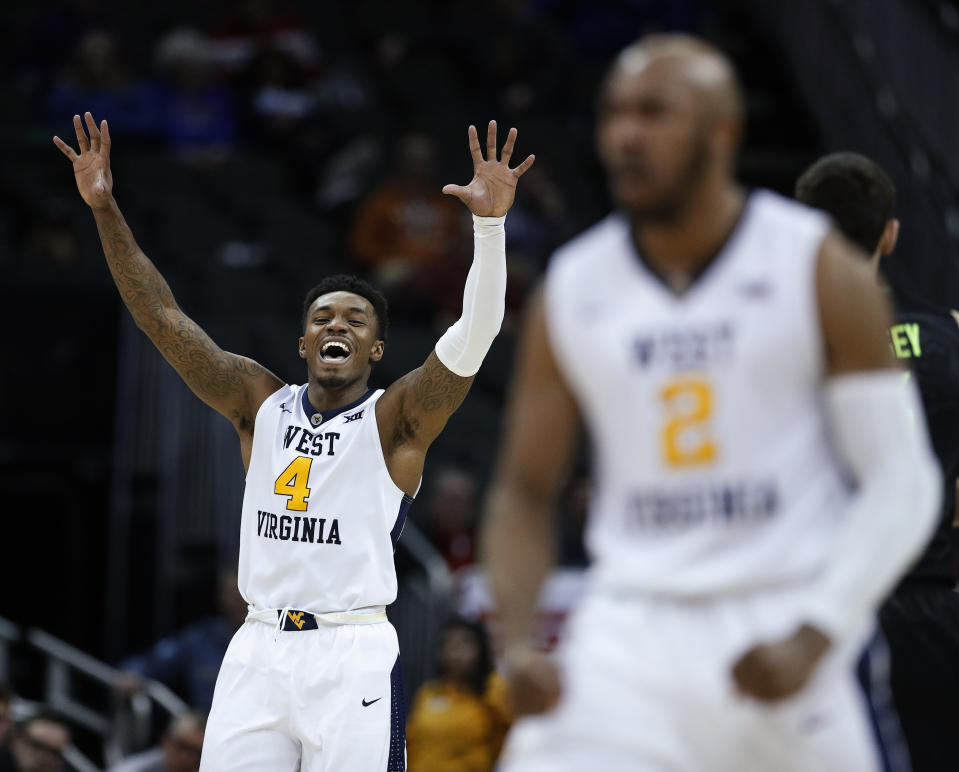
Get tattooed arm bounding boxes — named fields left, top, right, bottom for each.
left=377, top=353, right=476, bottom=495
left=376, top=122, right=535, bottom=495
left=55, top=113, right=282, bottom=453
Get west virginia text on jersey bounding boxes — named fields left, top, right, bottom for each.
left=238, top=386, right=413, bottom=613
left=545, top=190, right=847, bottom=598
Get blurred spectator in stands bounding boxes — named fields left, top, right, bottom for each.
left=0, top=685, right=12, bottom=746
left=13, top=0, right=119, bottom=98
left=240, top=47, right=316, bottom=145
left=207, top=0, right=318, bottom=78
left=238, top=47, right=382, bottom=199
left=153, top=29, right=236, bottom=164
left=0, top=709, right=71, bottom=772
left=46, top=29, right=157, bottom=139
left=425, top=467, right=479, bottom=572
left=350, top=134, right=462, bottom=270
left=115, top=570, right=246, bottom=711
left=349, top=133, right=466, bottom=321
left=407, top=616, right=511, bottom=772
left=350, top=133, right=462, bottom=270
left=11, top=199, right=96, bottom=287
left=108, top=712, right=205, bottom=772
left=467, top=0, right=566, bottom=117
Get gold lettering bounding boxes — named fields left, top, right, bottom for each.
left=287, top=611, right=306, bottom=630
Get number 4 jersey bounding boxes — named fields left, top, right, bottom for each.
left=544, top=190, right=850, bottom=598
left=238, top=386, right=413, bottom=612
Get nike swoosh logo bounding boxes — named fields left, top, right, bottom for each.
left=362, top=697, right=382, bottom=707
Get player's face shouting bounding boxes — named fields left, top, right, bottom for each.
left=299, top=291, right=384, bottom=388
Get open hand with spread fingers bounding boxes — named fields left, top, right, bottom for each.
left=443, top=120, right=535, bottom=217
left=53, top=112, right=114, bottom=210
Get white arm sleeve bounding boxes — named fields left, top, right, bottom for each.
left=434, top=214, right=507, bottom=377
left=803, top=370, right=941, bottom=640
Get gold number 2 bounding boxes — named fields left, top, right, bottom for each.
left=274, top=456, right=313, bottom=511
left=660, top=378, right=717, bottom=467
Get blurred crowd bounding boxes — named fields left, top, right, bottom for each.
left=3, top=0, right=704, bottom=321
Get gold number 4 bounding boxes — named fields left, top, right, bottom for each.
left=660, top=378, right=717, bottom=467
left=274, top=456, right=313, bottom=511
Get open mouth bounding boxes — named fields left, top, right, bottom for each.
left=319, top=339, right=353, bottom=365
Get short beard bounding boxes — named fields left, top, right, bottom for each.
left=314, top=371, right=362, bottom=391
left=629, top=125, right=712, bottom=225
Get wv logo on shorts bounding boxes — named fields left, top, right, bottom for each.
left=287, top=611, right=306, bottom=630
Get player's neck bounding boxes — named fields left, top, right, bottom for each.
left=631, top=179, right=746, bottom=281
left=305, top=377, right=371, bottom=414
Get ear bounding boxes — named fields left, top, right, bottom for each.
left=370, top=339, right=385, bottom=363
left=720, top=114, right=744, bottom=158
left=879, top=218, right=900, bottom=256
left=711, top=113, right=743, bottom=169
left=298, top=336, right=306, bottom=359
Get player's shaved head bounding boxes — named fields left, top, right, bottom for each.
left=610, top=34, right=744, bottom=125
left=597, top=33, right=744, bottom=221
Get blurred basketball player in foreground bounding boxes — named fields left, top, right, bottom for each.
left=482, top=34, right=940, bottom=771
left=54, top=114, right=533, bottom=771
left=798, top=152, right=959, bottom=772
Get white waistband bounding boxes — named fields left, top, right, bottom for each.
left=246, top=605, right=388, bottom=626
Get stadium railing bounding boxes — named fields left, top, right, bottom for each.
left=391, top=520, right=453, bottom=698
left=0, top=615, right=188, bottom=769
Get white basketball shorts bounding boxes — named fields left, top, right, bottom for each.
left=200, top=611, right=405, bottom=771
left=499, top=590, right=908, bottom=772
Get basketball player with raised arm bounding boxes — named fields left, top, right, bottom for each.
left=54, top=113, right=534, bottom=771
left=481, top=35, right=940, bottom=771
left=797, top=152, right=959, bottom=772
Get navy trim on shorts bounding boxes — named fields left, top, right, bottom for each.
left=387, top=656, right=406, bottom=771
left=856, top=632, right=912, bottom=772
left=390, top=495, right=414, bottom=549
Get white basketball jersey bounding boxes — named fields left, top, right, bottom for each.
left=545, top=190, right=849, bottom=598
left=238, top=386, right=412, bottom=612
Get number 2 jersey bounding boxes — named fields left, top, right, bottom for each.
left=544, top=190, right=852, bottom=599
left=237, top=386, right=413, bottom=612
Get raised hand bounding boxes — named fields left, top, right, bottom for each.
left=443, top=121, right=535, bottom=217
left=53, top=112, right=114, bottom=210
